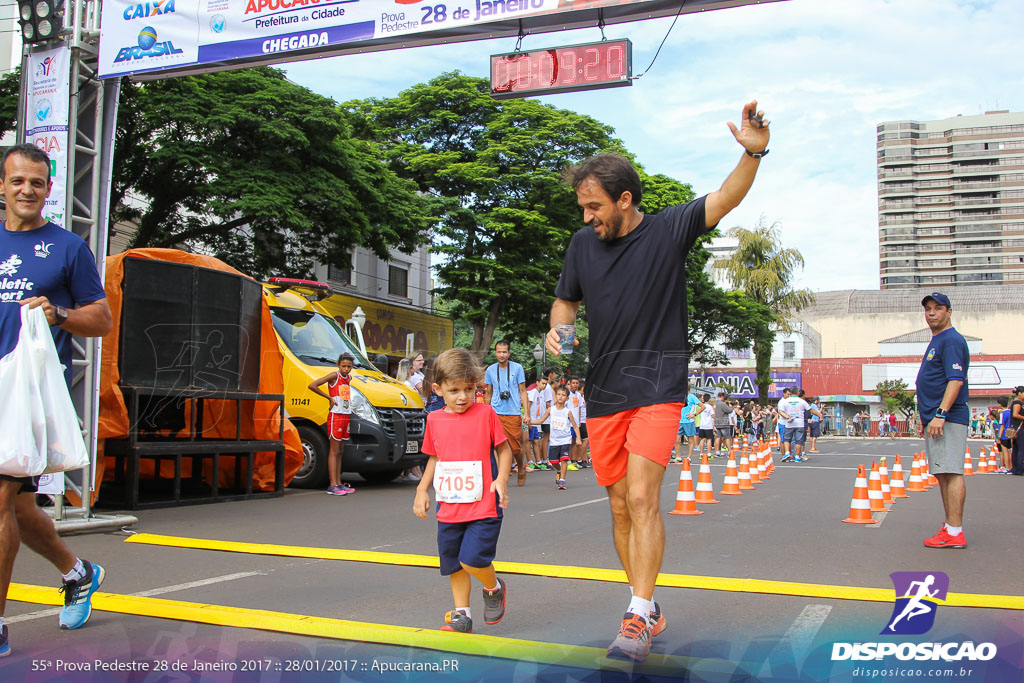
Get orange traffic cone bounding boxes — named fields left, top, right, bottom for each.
left=879, top=457, right=893, bottom=506
left=766, top=447, right=775, bottom=475
left=988, top=447, right=999, bottom=472
left=963, top=447, right=974, bottom=476
left=867, top=462, right=886, bottom=512
left=890, top=455, right=909, bottom=499
left=668, top=458, right=703, bottom=516
left=843, top=464, right=874, bottom=523
left=907, top=454, right=926, bottom=492
left=976, top=447, right=988, bottom=474
left=748, top=448, right=762, bottom=484
left=694, top=453, right=719, bottom=504
left=757, top=444, right=770, bottom=479
left=738, top=451, right=755, bottom=490
left=720, top=451, right=743, bottom=496
left=924, top=456, right=938, bottom=486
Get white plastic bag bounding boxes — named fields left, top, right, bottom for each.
left=0, top=305, right=48, bottom=477
left=32, top=307, right=89, bottom=474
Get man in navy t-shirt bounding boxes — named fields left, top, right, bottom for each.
left=546, top=101, right=771, bottom=661
left=914, top=292, right=970, bottom=549
left=0, top=144, right=112, bottom=654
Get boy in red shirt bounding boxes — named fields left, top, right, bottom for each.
left=308, top=353, right=356, bottom=496
left=414, top=348, right=513, bottom=633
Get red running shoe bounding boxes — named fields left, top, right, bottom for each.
left=924, top=528, right=966, bottom=549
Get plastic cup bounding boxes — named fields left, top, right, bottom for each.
left=556, top=324, right=575, bottom=355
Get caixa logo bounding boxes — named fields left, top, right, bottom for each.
left=122, top=0, right=175, bottom=21
left=831, top=571, right=998, bottom=663
left=113, top=27, right=183, bottom=63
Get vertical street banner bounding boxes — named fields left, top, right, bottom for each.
left=25, top=46, right=72, bottom=229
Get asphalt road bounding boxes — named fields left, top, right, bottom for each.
left=4, top=438, right=1022, bottom=682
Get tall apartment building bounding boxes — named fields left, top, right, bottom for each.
left=876, top=110, right=1024, bottom=288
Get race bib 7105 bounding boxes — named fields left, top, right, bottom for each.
left=434, top=460, right=484, bottom=504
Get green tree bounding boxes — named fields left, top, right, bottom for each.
left=0, top=67, right=19, bottom=140
left=875, top=379, right=916, bottom=420
left=111, top=67, right=431, bottom=277
left=347, top=72, right=622, bottom=354
left=716, top=216, right=814, bottom=403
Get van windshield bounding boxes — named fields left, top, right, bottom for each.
left=270, top=308, right=371, bottom=369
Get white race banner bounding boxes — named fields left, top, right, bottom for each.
left=25, top=46, right=71, bottom=229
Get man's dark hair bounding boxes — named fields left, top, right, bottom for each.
left=702, top=394, right=711, bottom=402
left=337, top=353, right=355, bottom=364
left=1, top=143, right=51, bottom=181
left=997, top=396, right=1007, bottom=407
left=783, top=387, right=792, bottom=395
left=494, top=339, right=510, bottom=351
left=797, top=389, right=806, bottom=397
left=563, top=153, right=643, bottom=206
left=543, top=366, right=556, bottom=378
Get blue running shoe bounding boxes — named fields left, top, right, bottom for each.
left=59, top=560, right=105, bottom=630
left=0, top=624, right=10, bottom=657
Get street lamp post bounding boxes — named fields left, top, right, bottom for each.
left=533, top=343, right=543, bottom=383
left=351, top=305, right=366, bottom=330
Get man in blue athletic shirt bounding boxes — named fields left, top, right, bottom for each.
left=0, top=144, right=113, bottom=656
left=915, top=292, right=970, bottom=549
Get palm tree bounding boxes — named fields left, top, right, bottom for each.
left=715, top=217, right=814, bottom=404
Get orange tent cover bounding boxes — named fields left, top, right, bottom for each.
left=92, top=248, right=302, bottom=501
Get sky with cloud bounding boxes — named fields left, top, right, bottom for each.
left=283, top=0, right=1024, bottom=293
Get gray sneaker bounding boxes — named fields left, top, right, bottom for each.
left=482, top=577, right=506, bottom=625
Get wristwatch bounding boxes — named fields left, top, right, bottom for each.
left=53, top=305, right=68, bottom=327
left=934, top=407, right=948, bottom=420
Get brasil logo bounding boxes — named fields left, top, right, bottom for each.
left=882, top=571, right=948, bottom=635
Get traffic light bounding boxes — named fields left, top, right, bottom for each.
left=18, top=0, right=65, bottom=44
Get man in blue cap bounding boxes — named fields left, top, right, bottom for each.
left=915, top=292, right=970, bottom=549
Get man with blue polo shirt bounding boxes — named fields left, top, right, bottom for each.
left=673, top=385, right=705, bottom=463
left=915, top=292, right=970, bottom=549
left=0, top=144, right=113, bottom=656
left=484, top=340, right=529, bottom=486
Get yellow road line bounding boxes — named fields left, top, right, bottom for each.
left=125, top=533, right=1024, bottom=611
left=7, top=583, right=712, bottom=677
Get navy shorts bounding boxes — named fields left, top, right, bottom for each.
left=437, top=517, right=502, bottom=575
left=810, top=422, right=821, bottom=438
left=548, top=444, right=571, bottom=463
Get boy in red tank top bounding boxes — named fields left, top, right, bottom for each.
left=309, top=353, right=355, bottom=496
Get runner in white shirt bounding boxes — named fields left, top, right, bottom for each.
left=568, top=377, right=589, bottom=469
left=526, top=376, right=549, bottom=469
left=777, top=387, right=822, bottom=463
left=698, top=395, right=716, bottom=458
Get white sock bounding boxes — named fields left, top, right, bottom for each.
left=484, top=579, right=501, bottom=593
left=626, top=596, right=654, bottom=624
left=456, top=607, right=471, bottom=619
left=0, top=616, right=4, bottom=630
left=628, top=585, right=634, bottom=597
left=62, top=559, right=85, bottom=583
left=945, top=524, right=963, bottom=535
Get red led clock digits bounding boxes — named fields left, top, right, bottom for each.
left=490, top=39, right=631, bottom=99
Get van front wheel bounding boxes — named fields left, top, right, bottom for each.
left=292, top=425, right=329, bottom=489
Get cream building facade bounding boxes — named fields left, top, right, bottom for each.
left=797, top=285, right=1023, bottom=358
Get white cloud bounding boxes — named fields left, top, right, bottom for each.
left=284, top=0, right=1024, bottom=291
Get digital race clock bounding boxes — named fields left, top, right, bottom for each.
left=490, top=39, right=632, bottom=100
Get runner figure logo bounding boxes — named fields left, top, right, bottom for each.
left=882, top=571, right=949, bottom=635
